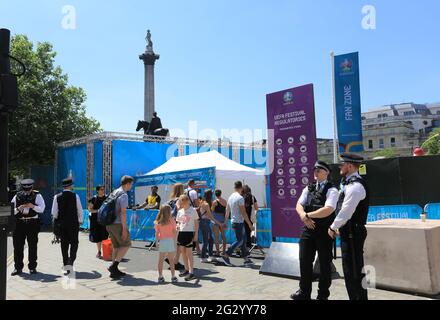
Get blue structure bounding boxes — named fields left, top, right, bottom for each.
left=55, top=133, right=268, bottom=209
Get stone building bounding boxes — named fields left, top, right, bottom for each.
left=316, top=102, right=440, bottom=162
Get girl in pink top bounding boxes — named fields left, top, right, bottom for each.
left=154, top=205, right=178, bottom=283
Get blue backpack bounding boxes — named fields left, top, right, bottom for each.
left=168, top=198, right=178, bottom=218
left=98, top=189, right=124, bottom=226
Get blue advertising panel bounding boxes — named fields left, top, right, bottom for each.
left=134, top=167, right=216, bottom=190
left=334, top=52, right=364, bottom=153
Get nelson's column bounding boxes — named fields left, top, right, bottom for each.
left=139, top=30, right=160, bottom=122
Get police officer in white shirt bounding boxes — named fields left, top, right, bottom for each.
left=290, top=161, right=339, bottom=300
left=11, top=179, right=46, bottom=275
left=51, top=177, right=83, bottom=272
left=328, top=153, right=369, bottom=300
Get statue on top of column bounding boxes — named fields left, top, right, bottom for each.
left=146, top=30, right=153, bottom=52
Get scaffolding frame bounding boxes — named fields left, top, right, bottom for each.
left=55, top=131, right=267, bottom=195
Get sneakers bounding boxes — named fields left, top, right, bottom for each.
left=179, top=270, right=189, bottom=277
left=200, top=258, right=209, bottom=263
left=221, top=255, right=232, bottom=266
left=108, top=264, right=126, bottom=279
left=29, top=269, right=38, bottom=275
left=158, top=276, right=165, bottom=284
left=11, top=269, right=22, bottom=276
left=184, top=273, right=196, bottom=281
left=171, top=276, right=178, bottom=283
left=244, top=258, right=254, bottom=265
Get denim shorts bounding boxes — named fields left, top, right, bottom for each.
left=158, top=238, right=176, bottom=253
left=213, top=213, right=225, bottom=224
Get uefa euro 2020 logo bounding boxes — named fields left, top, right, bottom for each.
left=340, top=58, right=353, bottom=73
left=283, top=91, right=293, bottom=105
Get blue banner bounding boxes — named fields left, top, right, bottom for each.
left=334, top=52, right=364, bottom=153
left=134, top=167, right=216, bottom=189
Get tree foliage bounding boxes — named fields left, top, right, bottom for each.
left=374, top=148, right=397, bottom=158
left=422, top=128, right=440, bottom=155
left=9, top=35, right=101, bottom=175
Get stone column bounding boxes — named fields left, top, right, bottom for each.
left=139, top=30, right=160, bottom=122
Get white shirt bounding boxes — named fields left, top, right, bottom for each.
left=11, top=193, right=46, bottom=219
left=51, top=190, right=84, bottom=224
left=330, top=172, right=366, bottom=230
left=185, top=188, right=198, bottom=206
left=297, top=180, right=339, bottom=211
left=176, top=207, right=198, bottom=232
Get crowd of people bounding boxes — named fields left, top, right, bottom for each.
left=9, top=176, right=260, bottom=283
left=9, top=152, right=369, bottom=300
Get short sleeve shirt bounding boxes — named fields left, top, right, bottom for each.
left=176, top=207, right=198, bottom=232
left=228, top=192, right=245, bottom=223
left=114, top=187, right=128, bottom=224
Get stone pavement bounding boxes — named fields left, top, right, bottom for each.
left=5, top=231, right=434, bottom=300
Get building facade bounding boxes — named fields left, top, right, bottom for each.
left=316, top=102, right=440, bottom=162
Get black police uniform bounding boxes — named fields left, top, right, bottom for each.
left=335, top=174, right=369, bottom=300
left=298, top=180, right=336, bottom=300
left=12, top=180, right=44, bottom=273
left=54, top=179, right=81, bottom=267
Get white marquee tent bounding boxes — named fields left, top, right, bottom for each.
left=134, top=150, right=267, bottom=208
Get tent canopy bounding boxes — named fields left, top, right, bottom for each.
left=145, top=150, right=265, bottom=180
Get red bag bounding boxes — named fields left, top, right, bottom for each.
left=102, top=239, right=113, bottom=261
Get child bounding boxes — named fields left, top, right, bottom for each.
left=154, top=205, right=178, bottom=283
left=176, top=195, right=199, bottom=281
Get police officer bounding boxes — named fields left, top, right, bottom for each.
left=328, top=153, right=369, bottom=300
left=10, top=179, right=46, bottom=275
left=51, top=177, right=83, bottom=273
left=290, top=161, right=339, bottom=300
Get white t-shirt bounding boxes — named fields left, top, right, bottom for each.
left=176, top=207, right=198, bottom=232
left=185, top=188, right=198, bottom=207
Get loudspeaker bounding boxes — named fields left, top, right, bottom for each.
left=259, top=242, right=301, bottom=279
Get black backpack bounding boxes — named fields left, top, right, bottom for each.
left=98, top=189, right=125, bottom=226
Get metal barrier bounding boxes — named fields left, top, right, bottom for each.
left=78, top=204, right=440, bottom=248
left=425, top=203, right=440, bottom=219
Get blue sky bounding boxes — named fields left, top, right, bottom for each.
left=1, top=0, right=439, bottom=140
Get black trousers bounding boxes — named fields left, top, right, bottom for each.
left=340, top=224, right=368, bottom=300
left=60, top=224, right=79, bottom=266
left=299, top=226, right=333, bottom=298
left=244, top=221, right=253, bottom=248
left=13, top=219, right=40, bottom=270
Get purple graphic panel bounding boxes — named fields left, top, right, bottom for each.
left=266, top=84, right=317, bottom=238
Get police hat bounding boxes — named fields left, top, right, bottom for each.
left=62, top=177, right=73, bottom=188
left=20, top=179, right=34, bottom=191
left=314, top=161, right=331, bottom=173
left=340, top=153, right=364, bottom=164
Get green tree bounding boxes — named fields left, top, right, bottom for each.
left=9, top=35, right=101, bottom=175
left=374, top=148, right=397, bottom=158
left=421, top=128, right=440, bottom=155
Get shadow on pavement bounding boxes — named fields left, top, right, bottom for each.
left=193, top=268, right=225, bottom=283
left=172, top=279, right=202, bottom=288
left=20, top=272, right=61, bottom=283
left=114, top=274, right=156, bottom=287
left=75, top=271, right=102, bottom=280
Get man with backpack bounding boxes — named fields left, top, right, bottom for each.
left=105, top=175, right=134, bottom=279
left=51, top=177, right=83, bottom=273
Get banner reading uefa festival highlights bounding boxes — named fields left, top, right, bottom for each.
left=266, top=84, right=317, bottom=238
left=334, top=52, right=364, bottom=153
